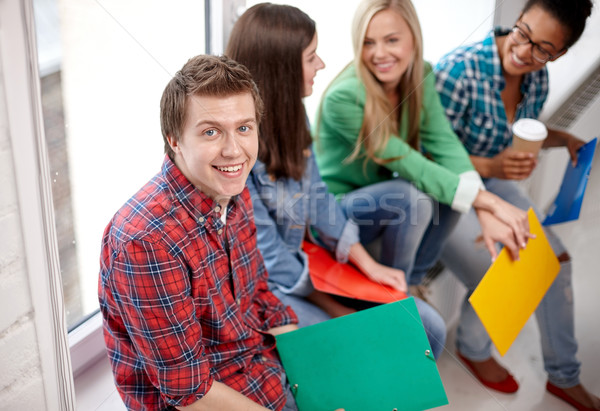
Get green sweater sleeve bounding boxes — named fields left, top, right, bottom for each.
left=315, top=63, right=474, bottom=206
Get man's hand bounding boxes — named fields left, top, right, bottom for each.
left=176, top=381, right=270, bottom=411
left=267, top=324, right=298, bottom=336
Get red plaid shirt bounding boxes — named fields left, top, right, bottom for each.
left=99, top=156, right=297, bottom=410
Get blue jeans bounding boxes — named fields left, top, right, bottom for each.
left=338, top=178, right=459, bottom=358
left=339, top=178, right=461, bottom=285
left=441, top=178, right=581, bottom=388
left=273, top=289, right=446, bottom=359
left=282, top=373, right=299, bottom=411
left=272, top=289, right=331, bottom=328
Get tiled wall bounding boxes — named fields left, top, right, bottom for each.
left=0, top=49, right=47, bottom=409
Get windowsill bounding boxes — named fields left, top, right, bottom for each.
left=68, top=311, right=106, bottom=378
left=70, top=311, right=126, bottom=409
left=73, top=353, right=125, bottom=410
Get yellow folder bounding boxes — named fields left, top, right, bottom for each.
left=469, top=208, right=560, bottom=356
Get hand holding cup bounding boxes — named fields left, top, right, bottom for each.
left=512, top=118, right=548, bottom=155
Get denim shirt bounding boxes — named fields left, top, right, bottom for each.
left=246, top=148, right=359, bottom=297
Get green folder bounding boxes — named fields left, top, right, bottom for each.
left=275, top=297, right=448, bottom=411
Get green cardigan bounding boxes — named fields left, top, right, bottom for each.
left=314, top=63, right=474, bottom=207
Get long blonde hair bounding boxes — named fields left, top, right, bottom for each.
left=349, top=0, right=424, bottom=165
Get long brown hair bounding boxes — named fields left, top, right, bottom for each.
left=226, top=3, right=316, bottom=181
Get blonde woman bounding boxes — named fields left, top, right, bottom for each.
left=315, top=0, right=531, bottom=355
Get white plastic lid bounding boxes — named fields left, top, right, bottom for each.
left=512, top=118, right=548, bottom=141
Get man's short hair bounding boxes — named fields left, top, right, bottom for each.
left=160, top=54, right=264, bottom=160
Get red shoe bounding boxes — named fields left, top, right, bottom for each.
left=546, top=381, right=600, bottom=410
left=456, top=351, right=519, bottom=393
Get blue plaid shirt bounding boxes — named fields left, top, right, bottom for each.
left=434, top=27, right=549, bottom=158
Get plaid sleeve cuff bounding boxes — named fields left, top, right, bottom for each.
left=158, top=358, right=213, bottom=407
left=264, top=303, right=298, bottom=330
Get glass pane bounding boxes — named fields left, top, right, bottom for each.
left=33, top=0, right=206, bottom=329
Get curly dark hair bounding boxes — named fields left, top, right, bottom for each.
left=522, top=0, right=593, bottom=49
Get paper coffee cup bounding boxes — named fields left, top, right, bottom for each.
left=512, top=118, right=547, bottom=154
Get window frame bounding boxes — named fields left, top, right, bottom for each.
left=58, top=0, right=236, bottom=384
left=1, top=0, right=75, bottom=409
left=3, top=0, right=239, bottom=406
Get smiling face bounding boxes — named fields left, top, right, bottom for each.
left=361, top=8, right=415, bottom=93
left=499, top=5, right=568, bottom=77
left=167, top=92, right=258, bottom=208
left=301, top=33, right=325, bottom=97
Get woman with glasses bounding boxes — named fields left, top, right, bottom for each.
left=434, top=0, right=598, bottom=409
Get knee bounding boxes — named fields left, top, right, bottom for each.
left=428, top=316, right=447, bottom=359
left=427, top=310, right=447, bottom=343
left=415, top=299, right=447, bottom=357
left=379, top=188, right=434, bottom=227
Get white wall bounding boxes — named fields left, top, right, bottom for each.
left=541, top=0, right=600, bottom=121
left=247, top=0, right=496, bottom=124
left=1, top=1, right=76, bottom=408
left=0, top=37, right=47, bottom=411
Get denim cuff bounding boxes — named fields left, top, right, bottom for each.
left=334, top=219, right=360, bottom=263
left=451, top=170, right=485, bottom=213
left=275, top=251, right=315, bottom=298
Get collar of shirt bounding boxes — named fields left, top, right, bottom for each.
left=490, top=27, right=509, bottom=92
left=161, top=155, right=235, bottom=230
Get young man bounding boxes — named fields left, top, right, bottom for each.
left=98, top=55, right=298, bottom=411
left=435, top=0, right=599, bottom=409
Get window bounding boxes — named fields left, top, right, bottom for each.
left=34, top=0, right=207, bottom=330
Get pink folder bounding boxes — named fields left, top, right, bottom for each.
left=304, top=241, right=407, bottom=304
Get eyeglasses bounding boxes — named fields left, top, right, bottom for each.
left=510, top=25, right=561, bottom=64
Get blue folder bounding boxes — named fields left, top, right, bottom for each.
left=543, top=137, right=597, bottom=226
